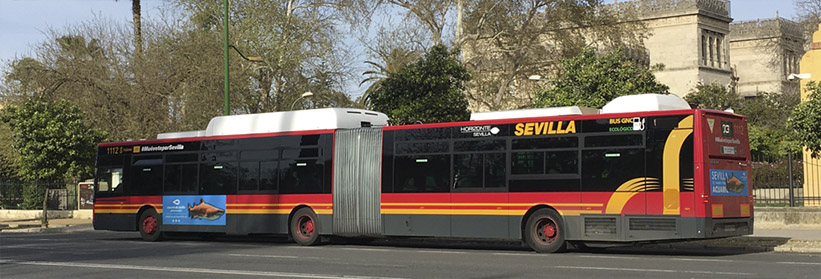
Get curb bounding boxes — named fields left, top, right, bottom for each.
left=644, top=238, right=821, bottom=254
left=0, top=224, right=93, bottom=234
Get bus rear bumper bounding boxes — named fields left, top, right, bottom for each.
left=703, top=217, right=753, bottom=238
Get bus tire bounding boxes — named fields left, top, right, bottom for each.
left=290, top=208, right=321, bottom=246
left=139, top=209, right=164, bottom=242
left=524, top=208, right=566, bottom=253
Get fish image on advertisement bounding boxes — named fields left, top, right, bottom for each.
left=187, top=199, right=226, bottom=221
left=726, top=174, right=745, bottom=193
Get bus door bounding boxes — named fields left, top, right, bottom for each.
left=700, top=112, right=752, bottom=220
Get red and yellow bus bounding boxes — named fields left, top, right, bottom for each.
left=93, top=95, right=753, bottom=253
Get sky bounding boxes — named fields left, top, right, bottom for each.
left=0, top=0, right=801, bottom=97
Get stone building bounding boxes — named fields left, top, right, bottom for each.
left=618, top=0, right=806, bottom=98
left=622, top=0, right=734, bottom=97
left=728, top=17, right=804, bottom=97
left=462, top=0, right=804, bottom=112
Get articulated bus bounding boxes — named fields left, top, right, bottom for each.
left=93, top=94, right=753, bottom=253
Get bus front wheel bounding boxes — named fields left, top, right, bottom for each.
left=524, top=208, right=566, bottom=253
left=290, top=208, right=321, bottom=246
left=139, top=209, right=164, bottom=242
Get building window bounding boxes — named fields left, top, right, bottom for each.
left=716, top=37, right=722, bottom=67
left=709, top=36, right=715, bottom=67
left=701, top=35, right=707, bottom=65
left=784, top=51, right=788, bottom=75
left=701, top=30, right=726, bottom=69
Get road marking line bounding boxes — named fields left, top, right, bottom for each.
left=416, top=250, right=468, bottom=254
left=578, top=255, right=734, bottom=263
left=2, top=245, right=58, bottom=250
left=0, top=259, right=406, bottom=279
left=285, top=246, right=324, bottom=249
left=226, top=254, right=300, bottom=259
left=776, top=261, right=821, bottom=266
left=491, top=253, right=544, bottom=256
left=554, top=265, right=754, bottom=276
left=339, top=248, right=391, bottom=252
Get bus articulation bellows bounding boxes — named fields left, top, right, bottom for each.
left=93, top=94, right=753, bottom=253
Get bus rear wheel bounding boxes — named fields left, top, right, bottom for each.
left=524, top=208, right=566, bottom=253
left=139, top=209, right=164, bottom=242
left=290, top=208, right=321, bottom=246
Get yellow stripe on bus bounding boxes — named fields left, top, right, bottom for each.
left=95, top=209, right=139, bottom=214
left=227, top=208, right=333, bottom=215
left=662, top=115, right=693, bottom=215
left=380, top=208, right=602, bottom=216
left=382, top=203, right=603, bottom=207
left=230, top=203, right=333, bottom=207
left=95, top=203, right=162, bottom=214
left=94, top=203, right=162, bottom=208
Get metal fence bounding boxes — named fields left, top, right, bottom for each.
left=0, top=181, right=75, bottom=209
left=752, top=152, right=821, bottom=207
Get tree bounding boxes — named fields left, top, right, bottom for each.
left=461, top=0, right=648, bottom=110
left=0, top=99, right=106, bottom=208
left=0, top=120, right=17, bottom=180
left=359, top=27, right=425, bottom=108
left=796, top=0, right=821, bottom=52
left=684, top=82, right=741, bottom=110
left=173, top=0, right=367, bottom=113
left=738, top=91, right=801, bottom=158
left=1, top=31, right=170, bottom=141
left=533, top=48, right=669, bottom=108
left=132, top=0, right=142, bottom=53
left=370, top=45, right=471, bottom=124
left=380, top=1, right=648, bottom=110
left=382, top=0, right=455, bottom=46
left=788, top=81, right=821, bottom=158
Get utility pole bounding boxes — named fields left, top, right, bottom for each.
left=223, top=0, right=230, bottom=115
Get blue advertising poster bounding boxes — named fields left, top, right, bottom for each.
left=163, top=195, right=226, bottom=226
left=709, top=169, right=749, bottom=196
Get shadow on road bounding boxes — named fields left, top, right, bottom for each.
left=94, top=231, right=782, bottom=257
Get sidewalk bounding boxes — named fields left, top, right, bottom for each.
left=0, top=217, right=92, bottom=233
left=1, top=217, right=820, bottom=253
left=611, top=224, right=821, bottom=254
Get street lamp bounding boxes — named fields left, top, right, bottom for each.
left=291, top=92, right=314, bottom=110
left=787, top=73, right=811, bottom=81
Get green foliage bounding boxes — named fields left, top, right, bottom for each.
left=684, top=82, right=740, bottom=110
left=532, top=48, right=669, bottom=108
left=788, top=81, right=821, bottom=158
left=460, top=0, right=649, bottom=110
left=0, top=121, right=17, bottom=180
left=370, top=45, right=471, bottom=124
left=751, top=159, right=802, bottom=189
left=0, top=99, right=107, bottom=184
left=739, top=91, right=801, bottom=158
left=748, top=126, right=802, bottom=159
left=22, top=183, right=45, bottom=209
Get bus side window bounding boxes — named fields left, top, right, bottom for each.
left=395, top=155, right=449, bottom=193
left=96, top=167, right=123, bottom=193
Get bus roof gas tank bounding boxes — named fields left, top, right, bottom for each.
left=601, top=94, right=691, bottom=114
left=470, top=106, right=598, bottom=121
left=157, top=108, right=389, bottom=139
left=205, top=108, right=388, bottom=136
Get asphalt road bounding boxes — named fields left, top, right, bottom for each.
left=1, top=231, right=819, bottom=279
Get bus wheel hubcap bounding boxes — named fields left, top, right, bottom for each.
left=537, top=218, right=557, bottom=242
left=142, top=216, right=157, bottom=235
left=299, top=216, right=314, bottom=238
